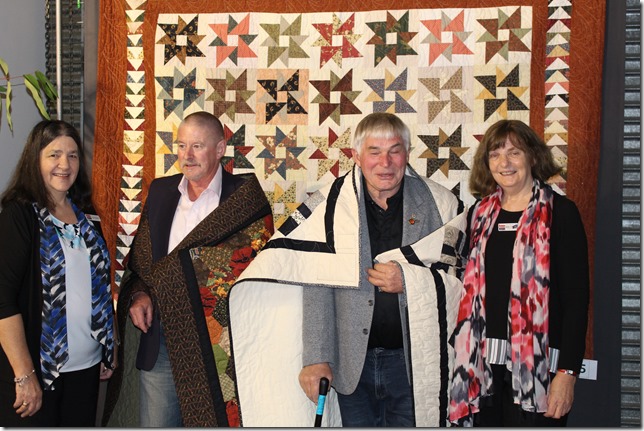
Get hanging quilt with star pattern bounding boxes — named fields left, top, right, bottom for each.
left=93, top=0, right=604, bottom=357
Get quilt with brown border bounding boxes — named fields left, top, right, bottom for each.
left=94, top=0, right=604, bottom=362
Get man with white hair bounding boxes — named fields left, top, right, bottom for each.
left=229, top=112, right=466, bottom=427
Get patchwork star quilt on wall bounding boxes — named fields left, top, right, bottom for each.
left=93, top=0, right=604, bottom=356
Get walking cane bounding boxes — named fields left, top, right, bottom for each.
left=314, top=377, right=330, bottom=427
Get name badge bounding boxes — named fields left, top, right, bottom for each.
left=498, top=222, right=518, bottom=232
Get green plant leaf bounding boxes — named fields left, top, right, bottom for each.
left=0, top=57, right=9, bottom=132
left=24, top=77, right=50, bottom=120
left=24, top=73, right=39, bottom=89
left=0, top=85, right=6, bottom=93
left=35, top=70, right=58, bottom=100
left=0, top=56, right=8, bottom=77
left=6, top=80, right=13, bottom=131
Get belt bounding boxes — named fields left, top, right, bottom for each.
left=486, top=338, right=560, bottom=374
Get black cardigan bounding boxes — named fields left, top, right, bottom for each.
left=0, top=201, right=44, bottom=386
left=0, top=200, right=110, bottom=386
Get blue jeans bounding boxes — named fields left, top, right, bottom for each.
left=337, top=348, right=414, bottom=427
left=139, top=332, right=183, bottom=427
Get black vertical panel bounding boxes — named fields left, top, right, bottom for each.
left=620, top=0, right=641, bottom=426
left=45, top=1, right=93, bottom=175
left=567, top=0, right=626, bottom=427
left=45, top=0, right=84, bottom=129
left=83, top=1, right=98, bottom=180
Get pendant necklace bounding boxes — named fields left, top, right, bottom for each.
left=53, top=219, right=82, bottom=249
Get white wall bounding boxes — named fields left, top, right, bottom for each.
left=0, top=1, right=46, bottom=196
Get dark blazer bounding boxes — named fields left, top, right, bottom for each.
left=134, top=168, right=245, bottom=370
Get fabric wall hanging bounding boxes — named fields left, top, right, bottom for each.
left=93, top=0, right=604, bottom=355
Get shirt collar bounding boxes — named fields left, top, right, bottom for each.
left=177, top=165, right=223, bottom=201
left=362, top=174, right=405, bottom=211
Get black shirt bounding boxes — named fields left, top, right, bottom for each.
left=363, top=177, right=405, bottom=349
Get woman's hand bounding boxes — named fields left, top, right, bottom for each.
left=0, top=315, right=43, bottom=417
left=544, top=372, right=576, bottom=418
left=99, top=362, right=114, bottom=380
left=13, top=374, right=42, bottom=417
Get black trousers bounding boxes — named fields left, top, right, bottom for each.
left=474, top=364, right=568, bottom=427
left=1, top=362, right=101, bottom=427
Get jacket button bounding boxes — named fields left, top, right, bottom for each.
left=362, top=328, right=368, bottom=335
left=368, top=300, right=374, bottom=306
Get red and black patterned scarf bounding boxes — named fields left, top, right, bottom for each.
left=449, top=180, right=553, bottom=425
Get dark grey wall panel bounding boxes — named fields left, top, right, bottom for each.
left=620, top=0, right=641, bottom=426
left=568, top=0, right=626, bottom=426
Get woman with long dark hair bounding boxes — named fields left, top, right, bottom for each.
left=0, top=120, right=116, bottom=426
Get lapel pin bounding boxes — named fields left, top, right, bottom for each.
left=409, top=214, right=416, bottom=225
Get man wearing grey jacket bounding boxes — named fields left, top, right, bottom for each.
left=228, top=112, right=465, bottom=427
left=298, top=112, right=464, bottom=426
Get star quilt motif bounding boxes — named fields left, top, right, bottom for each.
left=157, top=16, right=206, bottom=65
left=209, top=14, right=258, bottom=66
left=260, top=15, right=310, bottom=67
left=421, top=10, right=474, bottom=66
left=312, top=13, right=362, bottom=68
left=207, top=70, right=256, bottom=122
left=255, top=126, right=307, bottom=180
left=310, top=70, right=362, bottom=126
left=366, top=11, right=418, bottom=66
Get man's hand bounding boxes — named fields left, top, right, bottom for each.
left=129, top=291, right=153, bottom=333
left=367, top=261, right=403, bottom=293
left=544, top=372, right=576, bottom=419
left=299, top=363, right=333, bottom=403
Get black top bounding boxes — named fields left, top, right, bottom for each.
left=364, top=177, right=405, bottom=349
left=484, top=208, right=522, bottom=338
left=475, top=192, right=589, bottom=372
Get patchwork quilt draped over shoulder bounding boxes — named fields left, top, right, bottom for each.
left=229, top=166, right=467, bottom=426
left=103, top=174, right=273, bottom=427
